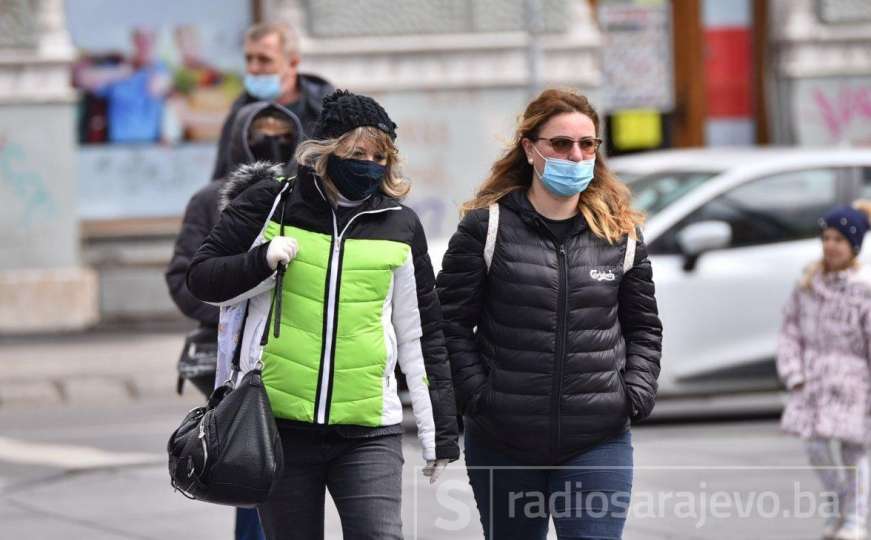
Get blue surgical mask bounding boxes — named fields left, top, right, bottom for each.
left=327, top=155, right=385, bottom=201
left=532, top=145, right=595, bottom=197
left=244, top=73, right=282, bottom=101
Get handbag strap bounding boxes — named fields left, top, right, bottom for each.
left=230, top=301, right=250, bottom=374
left=211, top=300, right=251, bottom=400
left=260, top=184, right=290, bottom=346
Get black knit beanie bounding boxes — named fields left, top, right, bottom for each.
left=312, top=89, right=397, bottom=141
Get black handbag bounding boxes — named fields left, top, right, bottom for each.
left=167, top=185, right=290, bottom=507
left=167, top=300, right=284, bottom=507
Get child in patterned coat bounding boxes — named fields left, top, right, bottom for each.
left=778, top=201, right=871, bottom=540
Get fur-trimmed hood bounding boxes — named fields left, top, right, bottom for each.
left=218, top=161, right=286, bottom=211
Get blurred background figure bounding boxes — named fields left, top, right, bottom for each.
left=210, top=22, right=334, bottom=181
left=75, top=28, right=172, bottom=144
left=777, top=201, right=871, bottom=540
left=165, top=102, right=302, bottom=540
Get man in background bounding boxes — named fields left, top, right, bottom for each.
left=211, top=22, right=333, bottom=180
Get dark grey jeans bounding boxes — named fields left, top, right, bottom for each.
left=257, top=427, right=404, bottom=540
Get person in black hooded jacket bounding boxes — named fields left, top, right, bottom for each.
left=164, top=101, right=302, bottom=540
left=166, top=101, right=303, bottom=338
left=437, top=88, right=662, bottom=540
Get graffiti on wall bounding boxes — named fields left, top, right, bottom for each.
left=793, top=78, right=871, bottom=146
left=0, top=135, right=56, bottom=231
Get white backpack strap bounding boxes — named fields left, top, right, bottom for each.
left=484, top=203, right=500, bottom=273
left=623, top=233, right=636, bottom=273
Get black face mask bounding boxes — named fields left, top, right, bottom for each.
left=327, top=155, right=386, bottom=201
left=249, top=134, right=294, bottom=165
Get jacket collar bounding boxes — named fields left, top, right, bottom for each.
left=501, top=189, right=587, bottom=238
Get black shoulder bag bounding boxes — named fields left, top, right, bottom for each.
left=167, top=187, right=291, bottom=507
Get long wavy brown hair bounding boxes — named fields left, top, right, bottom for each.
left=462, top=88, right=644, bottom=243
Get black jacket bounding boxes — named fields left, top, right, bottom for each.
left=210, top=73, right=334, bottom=180
left=165, top=180, right=223, bottom=326
left=166, top=102, right=303, bottom=327
left=436, top=190, right=662, bottom=465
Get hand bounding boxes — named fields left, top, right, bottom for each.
left=266, top=237, right=298, bottom=270
left=423, top=459, right=449, bottom=484
left=469, top=384, right=489, bottom=414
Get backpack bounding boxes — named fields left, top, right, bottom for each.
left=482, top=203, right=636, bottom=273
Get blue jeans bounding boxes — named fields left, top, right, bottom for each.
left=464, top=422, right=633, bottom=540
left=236, top=507, right=265, bottom=540
left=257, top=428, right=404, bottom=540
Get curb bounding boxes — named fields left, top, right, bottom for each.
left=0, top=374, right=189, bottom=409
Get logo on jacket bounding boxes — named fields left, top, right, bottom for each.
left=590, top=268, right=616, bottom=282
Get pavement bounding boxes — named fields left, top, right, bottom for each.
left=0, top=397, right=846, bottom=540
left=0, top=329, right=191, bottom=409
left=0, top=330, right=860, bottom=539
left=0, top=329, right=788, bottom=417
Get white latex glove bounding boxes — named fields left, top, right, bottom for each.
left=266, top=236, right=298, bottom=270
left=423, top=459, right=449, bottom=484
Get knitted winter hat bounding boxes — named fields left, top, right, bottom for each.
left=312, top=89, right=397, bottom=141
left=819, top=204, right=871, bottom=253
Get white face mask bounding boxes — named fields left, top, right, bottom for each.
left=244, top=73, right=282, bottom=101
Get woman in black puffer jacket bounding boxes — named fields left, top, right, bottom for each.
left=437, top=88, right=662, bottom=540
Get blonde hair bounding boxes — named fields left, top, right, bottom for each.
left=801, top=199, right=871, bottom=288
left=295, top=126, right=410, bottom=200
left=462, top=88, right=644, bottom=244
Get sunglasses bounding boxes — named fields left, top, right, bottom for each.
left=531, top=136, right=602, bottom=154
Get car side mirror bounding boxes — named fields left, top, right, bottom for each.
left=676, top=221, right=731, bottom=272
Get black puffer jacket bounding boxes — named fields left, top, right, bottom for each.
left=436, top=190, right=662, bottom=465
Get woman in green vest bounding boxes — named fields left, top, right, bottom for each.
left=188, top=90, right=460, bottom=540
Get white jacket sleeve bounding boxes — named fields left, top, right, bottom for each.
left=391, top=254, right=437, bottom=461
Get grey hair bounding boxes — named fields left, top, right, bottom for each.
left=245, top=22, right=299, bottom=59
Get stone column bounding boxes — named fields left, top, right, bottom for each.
left=0, top=0, right=98, bottom=333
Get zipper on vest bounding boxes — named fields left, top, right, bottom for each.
left=316, top=211, right=342, bottom=424
left=314, top=203, right=402, bottom=425
left=551, top=243, right=568, bottom=459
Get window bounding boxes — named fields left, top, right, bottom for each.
left=629, top=170, right=719, bottom=218
left=650, top=168, right=840, bottom=254
left=861, top=167, right=871, bottom=199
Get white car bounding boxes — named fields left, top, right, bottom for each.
left=431, top=147, right=871, bottom=400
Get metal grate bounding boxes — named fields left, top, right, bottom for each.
left=304, top=0, right=569, bottom=38
left=817, top=0, right=871, bottom=24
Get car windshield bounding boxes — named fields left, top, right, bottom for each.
left=629, top=170, right=720, bottom=216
